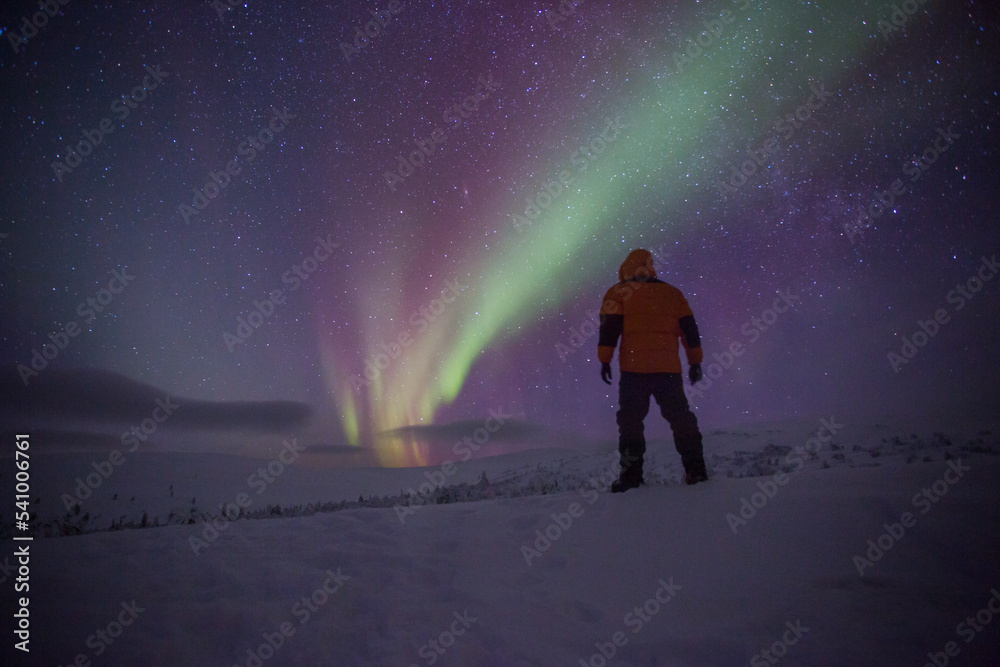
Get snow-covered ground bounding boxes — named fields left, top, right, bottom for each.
left=3, top=416, right=1000, bottom=665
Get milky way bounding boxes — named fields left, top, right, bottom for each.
left=2, top=0, right=998, bottom=466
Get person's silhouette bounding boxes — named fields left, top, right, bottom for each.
left=598, top=249, right=708, bottom=491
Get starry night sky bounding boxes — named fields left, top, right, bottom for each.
left=2, top=0, right=998, bottom=466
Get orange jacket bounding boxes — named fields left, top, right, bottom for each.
left=598, top=249, right=703, bottom=374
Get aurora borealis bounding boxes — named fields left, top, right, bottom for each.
left=2, top=0, right=998, bottom=467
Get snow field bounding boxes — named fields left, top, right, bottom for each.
left=4, top=416, right=999, bottom=665
left=6, top=455, right=997, bottom=666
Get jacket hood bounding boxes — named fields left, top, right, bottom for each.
left=619, top=249, right=656, bottom=281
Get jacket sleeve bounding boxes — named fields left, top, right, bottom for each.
left=679, top=314, right=703, bottom=365
left=598, top=286, right=623, bottom=364
left=676, top=290, right=703, bottom=365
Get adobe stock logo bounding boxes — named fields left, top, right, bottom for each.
left=751, top=620, right=809, bottom=666
left=844, top=125, right=960, bottom=244
left=716, top=83, right=833, bottom=199
left=686, top=288, right=801, bottom=399
left=17, top=268, right=136, bottom=386
left=339, top=1, right=403, bottom=61
left=876, top=0, right=931, bottom=40
left=672, top=7, right=737, bottom=72
left=224, top=235, right=339, bottom=352
left=406, top=610, right=478, bottom=667
left=382, top=75, right=501, bottom=192
left=852, top=459, right=969, bottom=577
left=6, top=0, right=71, bottom=54
left=510, top=117, right=624, bottom=234
left=51, top=65, right=170, bottom=182
left=887, top=254, right=997, bottom=372
left=579, top=577, right=682, bottom=666
left=350, top=278, right=465, bottom=390
left=178, top=106, right=295, bottom=223
left=545, top=0, right=586, bottom=30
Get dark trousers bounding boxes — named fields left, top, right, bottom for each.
left=617, top=371, right=704, bottom=473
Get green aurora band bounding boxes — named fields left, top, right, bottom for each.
left=331, top=0, right=931, bottom=462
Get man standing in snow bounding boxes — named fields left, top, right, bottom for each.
left=598, top=248, right=708, bottom=491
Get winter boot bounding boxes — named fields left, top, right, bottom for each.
left=684, top=460, right=708, bottom=486
left=611, top=473, right=642, bottom=493
left=611, top=458, right=643, bottom=493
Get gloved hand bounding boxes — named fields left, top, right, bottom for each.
left=601, top=362, right=613, bottom=385
left=688, top=363, right=703, bottom=385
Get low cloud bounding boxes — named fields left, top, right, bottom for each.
left=0, top=367, right=312, bottom=433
